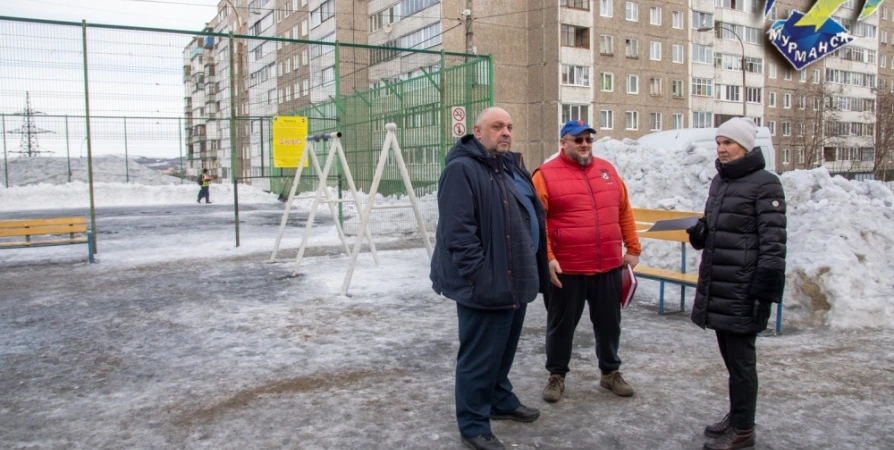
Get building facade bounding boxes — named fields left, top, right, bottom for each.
left=185, top=0, right=889, bottom=181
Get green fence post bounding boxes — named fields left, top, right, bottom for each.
left=228, top=33, right=240, bottom=247
left=2, top=115, right=7, bottom=188
left=334, top=41, right=343, bottom=228
left=82, top=20, right=98, bottom=254
left=65, top=116, right=71, bottom=182
left=178, top=117, right=183, bottom=184
left=123, top=117, right=129, bottom=183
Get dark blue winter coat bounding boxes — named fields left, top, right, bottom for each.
left=430, top=135, right=549, bottom=310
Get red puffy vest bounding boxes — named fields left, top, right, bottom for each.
left=538, top=152, right=624, bottom=274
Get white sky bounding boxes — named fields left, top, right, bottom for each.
left=4, top=0, right=223, bottom=31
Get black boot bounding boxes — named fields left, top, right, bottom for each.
left=704, top=428, right=755, bottom=450
left=462, top=433, right=505, bottom=450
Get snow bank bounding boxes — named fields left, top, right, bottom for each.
left=2, top=154, right=182, bottom=186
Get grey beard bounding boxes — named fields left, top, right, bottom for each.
left=572, top=154, right=592, bottom=165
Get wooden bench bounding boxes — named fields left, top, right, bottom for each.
left=632, top=208, right=783, bottom=334
left=0, top=217, right=95, bottom=264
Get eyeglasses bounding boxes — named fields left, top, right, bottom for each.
left=563, top=137, right=594, bottom=144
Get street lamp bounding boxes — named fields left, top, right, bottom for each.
left=698, top=24, right=747, bottom=118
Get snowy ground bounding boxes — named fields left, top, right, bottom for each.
left=2, top=147, right=894, bottom=449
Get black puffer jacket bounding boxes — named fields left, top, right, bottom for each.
left=689, top=149, right=787, bottom=334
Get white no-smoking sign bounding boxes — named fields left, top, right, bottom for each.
left=451, top=106, right=466, bottom=138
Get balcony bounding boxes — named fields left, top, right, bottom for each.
left=204, top=36, right=215, bottom=48
left=205, top=92, right=217, bottom=103
left=190, top=47, right=203, bottom=59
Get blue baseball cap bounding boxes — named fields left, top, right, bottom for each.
left=560, top=120, right=596, bottom=138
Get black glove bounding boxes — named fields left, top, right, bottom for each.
left=686, top=221, right=705, bottom=239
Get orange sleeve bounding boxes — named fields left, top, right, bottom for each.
left=531, top=171, right=556, bottom=262
left=618, top=178, right=642, bottom=256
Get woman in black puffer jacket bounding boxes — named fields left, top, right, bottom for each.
left=686, top=117, right=787, bottom=450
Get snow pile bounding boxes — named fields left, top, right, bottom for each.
left=2, top=155, right=182, bottom=186
left=781, top=170, right=894, bottom=329
left=598, top=138, right=894, bottom=329
left=0, top=181, right=280, bottom=210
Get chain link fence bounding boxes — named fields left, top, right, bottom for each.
left=0, top=16, right=492, bottom=235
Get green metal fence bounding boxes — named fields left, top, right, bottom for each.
left=0, top=15, right=492, bottom=237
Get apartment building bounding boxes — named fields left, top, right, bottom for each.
left=185, top=0, right=888, bottom=179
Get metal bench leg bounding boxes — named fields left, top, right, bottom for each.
left=87, top=232, right=95, bottom=264
left=658, top=281, right=665, bottom=314
left=775, top=300, right=783, bottom=334
left=680, top=286, right=686, bottom=312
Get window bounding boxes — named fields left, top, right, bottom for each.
left=310, top=0, right=334, bottom=29
left=600, top=110, right=614, bottom=129
left=812, top=69, right=820, bottom=83
left=649, top=42, right=661, bottom=61
left=784, top=68, right=792, bottom=80
left=649, top=77, right=662, bottom=95
left=650, top=112, right=662, bottom=130
left=626, top=111, right=639, bottom=129
left=692, top=44, right=713, bottom=64
left=797, top=149, right=805, bottom=164
left=562, top=104, right=589, bottom=123
left=768, top=91, right=776, bottom=107
left=692, top=77, right=713, bottom=96
left=799, top=70, right=807, bottom=83
left=600, top=0, right=613, bottom=17
left=626, top=2, right=639, bottom=21
left=562, top=0, right=591, bottom=9
left=599, top=35, right=614, bottom=55
left=627, top=74, right=639, bottom=93
left=783, top=148, right=790, bottom=164
left=672, top=44, right=683, bottom=63
left=301, top=20, right=308, bottom=36
left=768, top=121, right=776, bottom=135
left=798, top=95, right=806, bottom=109
left=797, top=122, right=805, bottom=136
left=625, top=38, right=638, bottom=58
left=769, top=63, right=777, bottom=79
left=746, top=87, right=762, bottom=103
left=715, top=0, right=744, bottom=11
left=650, top=42, right=661, bottom=60
left=693, top=111, right=713, bottom=128
left=322, top=66, right=335, bottom=86
left=784, top=93, right=791, bottom=108
left=601, top=72, right=614, bottom=91
left=717, top=85, right=741, bottom=102
left=672, top=113, right=683, bottom=129
left=672, top=11, right=683, bottom=29
left=782, top=121, right=791, bottom=136
left=672, top=80, right=683, bottom=98
left=399, top=22, right=442, bottom=50
left=650, top=6, right=661, bottom=25
left=401, top=0, right=439, bottom=17
left=562, top=25, right=590, bottom=48
left=692, top=11, right=713, bottom=29
left=562, top=65, right=590, bottom=86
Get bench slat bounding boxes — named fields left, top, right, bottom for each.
left=0, top=237, right=89, bottom=248
left=0, top=225, right=88, bottom=238
left=0, top=217, right=86, bottom=229
left=634, top=265, right=698, bottom=285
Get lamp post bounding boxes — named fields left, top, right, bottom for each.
left=698, top=24, right=747, bottom=118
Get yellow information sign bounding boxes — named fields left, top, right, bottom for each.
left=272, top=116, right=309, bottom=168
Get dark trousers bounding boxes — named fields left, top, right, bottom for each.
left=455, top=302, right=526, bottom=438
left=716, top=331, right=758, bottom=430
left=545, top=269, right=622, bottom=376
left=197, top=186, right=210, bottom=203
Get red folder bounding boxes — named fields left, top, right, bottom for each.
left=620, top=264, right=638, bottom=308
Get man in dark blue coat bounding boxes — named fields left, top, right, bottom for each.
left=430, top=107, right=549, bottom=450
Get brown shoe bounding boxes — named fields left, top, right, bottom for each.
left=542, top=374, right=565, bottom=403
left=703, top=428, right=755, bottom=450
left=600, top=370, right=635, bottom=397
left=704, top=413, right=731, bottom=438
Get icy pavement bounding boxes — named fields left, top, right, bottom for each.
left=2, top=246, right=893, bottom=449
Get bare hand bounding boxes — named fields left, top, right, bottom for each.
left=549, top=259, right=563, bottom=288
left=623, top=254, right=640, bottom=269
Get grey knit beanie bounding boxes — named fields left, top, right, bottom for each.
left=715, top=117, right=757, bottom=151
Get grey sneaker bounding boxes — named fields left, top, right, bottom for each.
left=542, top=374, right=565, bottom=403
left=600, top=370, right=635, bottom=397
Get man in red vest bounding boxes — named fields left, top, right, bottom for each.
left=532, top=120, right=642, bottom=403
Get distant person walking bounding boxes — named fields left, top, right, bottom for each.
left=197, top=169, right=212, bottom=204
